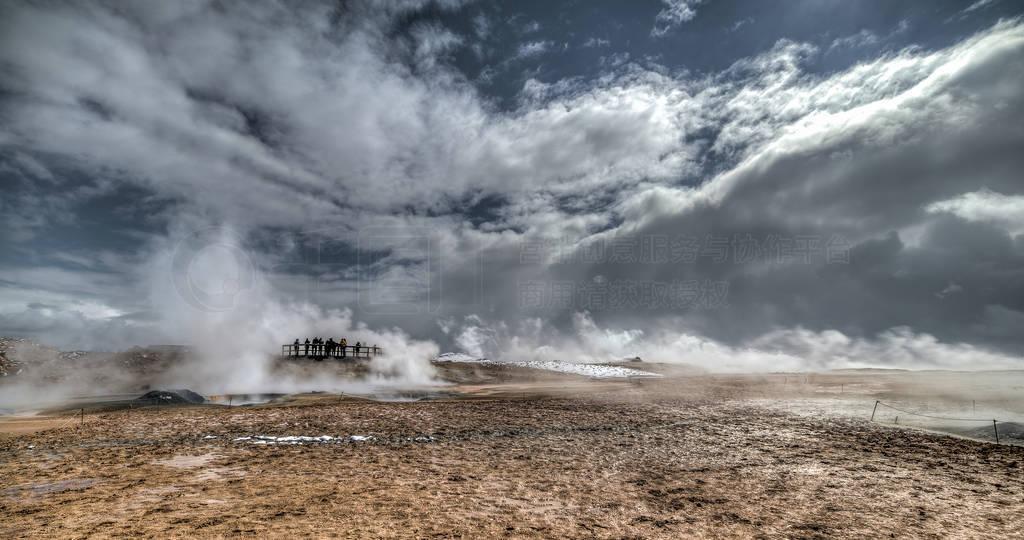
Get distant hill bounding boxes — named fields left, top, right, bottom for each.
left=0, top=337, right=53, bottom=377
left=826, top=368, right=910, bottom=374
left=0, top=337, right=192, bottom=391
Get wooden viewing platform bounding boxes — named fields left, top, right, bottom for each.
left=281, top=344, right=383, bottom=359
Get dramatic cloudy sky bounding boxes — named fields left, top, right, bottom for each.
left=2, top=0, right=1023, bottom=371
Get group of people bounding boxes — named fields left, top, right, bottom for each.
left=291, top=337, right=367, bottom=357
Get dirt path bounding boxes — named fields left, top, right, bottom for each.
left=2, top=378, right=1023, bottom=538
left=0, top=414, right=80, bottom=435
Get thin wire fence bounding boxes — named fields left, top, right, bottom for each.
left=870, top=400, right=1005, bottom=443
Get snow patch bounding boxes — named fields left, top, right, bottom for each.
left=231, top=434, right=393, bottom=446
left=435, top=353, right=660, bottom=378
left=518, top=360, right=659, bottom=378
left=435, top=352, right=479, bottom=363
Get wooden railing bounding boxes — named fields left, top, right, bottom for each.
left=281, top=344, right=383, bottom=359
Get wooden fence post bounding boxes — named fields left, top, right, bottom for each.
left=993, top=420, right=999, bottom=444
left=870, top=400, right=879, bottom=422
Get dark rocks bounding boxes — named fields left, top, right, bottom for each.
left=133, top=389, right=206, bottom=406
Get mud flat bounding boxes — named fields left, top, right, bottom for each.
left=2, top=366, right=1024, bottom=538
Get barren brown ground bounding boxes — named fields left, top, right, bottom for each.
left=2, top=366, right=1024, bottom=538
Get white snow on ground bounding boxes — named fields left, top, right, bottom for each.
left=255, top=435, right=336, bottom=442
left=218, top=434, right=436, bottom=445
left=435, top=352, right=480, bottom=363
left=518, top=360, right=660, bottom=378
left=434, top=353, right=661, bottom=378
left=242, top=435, right=353, bottom=445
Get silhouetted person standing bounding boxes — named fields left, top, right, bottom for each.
left=304, top=338, right=311, bottom=357
left=293, top=339, right=300, bottom=357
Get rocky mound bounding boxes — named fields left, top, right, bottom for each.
left=133, top=389, right=206, bottom=406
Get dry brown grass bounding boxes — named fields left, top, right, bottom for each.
left=2, top=369, right=1024, bottom=538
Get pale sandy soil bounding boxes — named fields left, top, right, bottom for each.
left=2, top=366, right=1024, bottom=538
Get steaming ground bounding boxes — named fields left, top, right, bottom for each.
left=3, top=356, right=1024, bottom=537
left=0, top=339, right=443, bottom=413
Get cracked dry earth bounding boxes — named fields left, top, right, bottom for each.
left=2, top=378, right=1024, bottom=538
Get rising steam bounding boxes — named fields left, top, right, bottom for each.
left=444, top=311, right=1024, bottom=372
left=0, top=225, right=441, bottom=411
left=148, top=225, right=440, bottom=394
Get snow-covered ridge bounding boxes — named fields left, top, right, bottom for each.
left=434, top=353, right=661, bottom=378
left=435, top=352, right=480, bottom=363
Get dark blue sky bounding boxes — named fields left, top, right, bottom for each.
left=414, top=0, right=1021, bottom=108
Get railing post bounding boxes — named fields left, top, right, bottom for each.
left=870, top=400, right=879, bottom=422
left=279, top=343, right=382, bottom=359
left=993, top=420, right=999, bottom=444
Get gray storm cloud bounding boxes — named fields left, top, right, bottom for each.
left=0, top=1, right=1022, bottom=371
